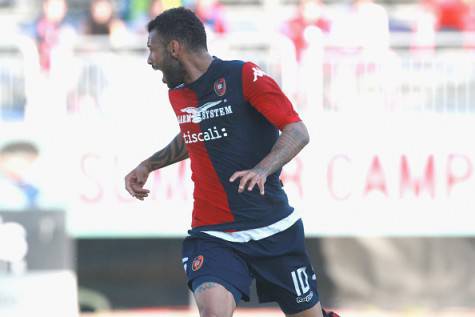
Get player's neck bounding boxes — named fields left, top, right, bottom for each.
left=182, top=52, right=214, bottom=84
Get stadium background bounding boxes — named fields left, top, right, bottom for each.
left=1, top=0, right=475, bottom=316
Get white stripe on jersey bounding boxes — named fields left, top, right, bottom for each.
left=182, top=257, right=188, bottom=272
left=201, top=211, right=300, bottom=243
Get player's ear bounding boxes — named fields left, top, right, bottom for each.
left=168, top=40, right=181, bottom=58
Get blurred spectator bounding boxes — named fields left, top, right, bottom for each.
left=128, top=0, right=166, bottom=34
left=122, top=0, right=150, bottom=22
left=325, top=0, right=393, bottom=111
left=149, top=0, right=166, bottom=19
left=463, top=0, right=475, bottom=48
left=466, top=0, right=475, bottom=31
left=83, top=0, right=127, bottom=39
left=66, top=63, right=107, bottom=118
left=188, top=0, right=228, bottom=35
left=410, top=0, right=475, bottom=50
left=0, top=142, right=40, bottom=210
left=124, top=0, right=182, bottom=22
left=281, top=0, right=331, bottom=61
left=410, top=0, right=438, bottom=51
left=426, top=0, right=474, bottom=31
left=330, top=0, right=390, bottom=52
left=34, top=0, right=76, bottom=72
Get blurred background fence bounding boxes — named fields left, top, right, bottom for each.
left=3, top=33, right=475, bottom=120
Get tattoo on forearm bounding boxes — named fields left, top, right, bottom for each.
left=256, top=123, right=308, bottom=175
left=194, top=282, right=219, bottom=295
left=149, top=134, right=189, bottom=171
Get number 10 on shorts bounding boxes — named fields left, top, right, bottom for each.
left=291, top=267, right=310, bottom=296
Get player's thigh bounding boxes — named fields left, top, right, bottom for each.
left=193, top=281, right=236, bottom=317
left=182, top=237, right=253, bottom=314
left=253, top=256, right=320, bottom=314
left=249, top=220, right=321, bottom=314
left=285, top=301, right=324, bottom=317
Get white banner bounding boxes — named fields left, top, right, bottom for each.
left=293, top=112, right=475, bottom=236
left=1, top=112, right=475, bottom=237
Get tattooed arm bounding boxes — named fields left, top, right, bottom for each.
left=143, top=133, right=189, bottom=172
left=229, top=121, right=309, bottom=195
left=125, top=133, right=188, bottom=200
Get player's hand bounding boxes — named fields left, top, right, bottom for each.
left=229, top=168, right=268, bottom=195
left=124, top=163, right=151, bottom=201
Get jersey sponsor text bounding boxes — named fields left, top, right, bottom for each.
left=178, top=100, right=233, bottom=124
left=182, top=126, right=229, bottom=144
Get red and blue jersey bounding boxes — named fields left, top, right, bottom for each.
left=168, top=58, right=301, bottom=237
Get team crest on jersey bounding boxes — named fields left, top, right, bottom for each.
left=213, top=78, right=226, bottom=97
left=192, top=255, right=204, bottom=271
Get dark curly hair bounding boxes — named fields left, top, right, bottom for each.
left=147, top=7, right=207, bottom=50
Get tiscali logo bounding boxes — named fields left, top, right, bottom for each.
left=182, top=126, right=228, bottom=144
left=177, top=99, right=233, bottom=125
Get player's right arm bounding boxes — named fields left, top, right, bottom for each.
left=124, top=133, right=188, bottom=200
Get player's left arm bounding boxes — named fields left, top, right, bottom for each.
left=229, top=62, right=309, bottom=195
left=230, top=121, right=309, bottom=195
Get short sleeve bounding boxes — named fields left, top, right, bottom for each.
left=242, top=62, right=301, bottom=130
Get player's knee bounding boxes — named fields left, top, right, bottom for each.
left=198, top=306, right=232, bottom=317
left=194, top=282, right=235, bottom=317
left=196, top=296, right=234, bottom=317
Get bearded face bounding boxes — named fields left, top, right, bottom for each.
left=147, top=30, right=186, bottom=88
left=160, top=49, right=186, bottom=88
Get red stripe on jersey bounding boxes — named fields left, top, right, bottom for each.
left=169, top=88, right=234, bottom=228
left=242, top=62, right=301, bottom=130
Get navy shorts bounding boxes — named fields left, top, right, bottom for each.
left=181, top=219, right=320, bottom=315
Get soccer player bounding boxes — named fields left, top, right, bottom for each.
left=124, top=7, right=339, bottom=317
